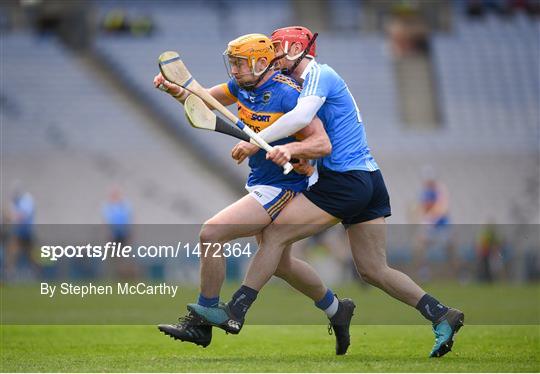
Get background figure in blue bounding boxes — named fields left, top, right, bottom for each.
left=5, top=181, right=36, bottom=280
left=414, top=167, right=457, bottom=282
left=102, top=186, right=137, bottom=279
left=419, top=166, right=450, bottom=227
left=103, top=186, right=132, bottom=243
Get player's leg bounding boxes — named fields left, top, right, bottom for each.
left=188, top=193, right=336, bottom=330
left=187, top=194, right=355, bottom=354
left=244, top=194, right=339, bottom=291
left=158, top=194, right=271, bottom=347
left=345, top=170, right=463, bottom=358
left=231, top=167, right=364, bottom=309
left=274, top=244, right=327, bottom=301
left=347, top=218, right=425, bottom=305
left=161, top=190, right=350, bottom=352
left=274, top=244, right=356, bottom=355
left=347, top=219, right=463, bottom=357
left=198, top=194, right=271, bottom=300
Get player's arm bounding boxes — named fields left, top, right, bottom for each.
left=265, top=116, right=330, bottom=167
left=230, top=115, right=330, bottom=166
left=153, top=73, right=236, bottom=107
left=254, top=96, right=324, bottom=144
left=283, top=116, right=331, bottom=159
left=255, top=67, right=333, bottom=144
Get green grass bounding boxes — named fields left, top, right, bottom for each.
left=2, top=283, right=539, bottom=371
left=1, top=325, right=538, bottom=372
left=2, top=282, right=539, bottom=324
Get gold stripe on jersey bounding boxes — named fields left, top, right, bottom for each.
left=272, top=74, right=302, bottom=92
left=237, top=101, right=284, bottom=133
left=220, top=83, right=237, bottom=100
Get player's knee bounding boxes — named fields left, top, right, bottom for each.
left=261, top=225, right=291, bottom=247
left=358, top=268, right=378, bottom=286
left=199, top=220, right=227, bottom=243
left=357, top=265, right=386, bottom=286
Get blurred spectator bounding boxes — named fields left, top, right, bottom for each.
left=0, top=209, right=7, bottom=282
left=21, top=0, right=93, bottom=49
left=102, top=186, right=132, bottom=244
left=5, top=181, right=37, bottom=280
left=466, top=0, right=511, bottom=17
left=524, top=248, right=540, bottom=281
left=466, top=0, right=540, bottom=18
left=418, top=167, right=449, bottom=227
left=102, top=9, right=130, bottom=33
left=475, top=223, right=503, bottom=282
left=386, top=4, right=430, bottom=58
left=101, top=9, right=154, bottom=37
left=413, top=167, right=458, bottom=281
left=102, top=186, right=137, bottom=279
left=519, top=0, right=540, bottom=16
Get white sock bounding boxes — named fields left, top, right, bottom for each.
left=324, top=296, right=339, bottom=318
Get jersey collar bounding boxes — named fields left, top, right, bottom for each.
left=299, top=58, right=317, bottom=81
left=254, top=71, right=280, bottom=91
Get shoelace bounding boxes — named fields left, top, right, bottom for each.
left=328, top=323, right=333, bottom=335
left=176, top=313, right=199, bottom=328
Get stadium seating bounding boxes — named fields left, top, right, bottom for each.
left=1, top=32, right=239, bottom=224
left=2, top=1, right=537, bottom=268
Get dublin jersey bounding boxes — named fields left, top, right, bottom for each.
left=300, top=61, right=379, bottom=172
left=221, top=72, right=307, bottom=191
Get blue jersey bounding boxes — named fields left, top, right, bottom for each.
left=222, top=72, right=307, bottom=191
left=300, top=61, right=379, bottom=172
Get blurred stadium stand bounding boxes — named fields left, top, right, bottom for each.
left=1, top=31, right=238, bottom=224
left=1, top=0, right=538, bottom=226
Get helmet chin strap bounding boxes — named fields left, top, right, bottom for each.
left=283, top=42, right=304, bottom=61
left=244, top=53, right=288, bottom=90
left=281, top=32, right=318, bottom=76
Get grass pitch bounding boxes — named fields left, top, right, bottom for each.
left=1, top=325, right=538, bottom=372
left=1, top=282, right=539, bottom=372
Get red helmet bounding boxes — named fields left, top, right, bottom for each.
left=271, top=26, right=316, bottom=59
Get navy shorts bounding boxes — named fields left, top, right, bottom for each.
left=303, top=167, right=391, bottom=225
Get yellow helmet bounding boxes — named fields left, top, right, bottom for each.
left=224, top=33, right=275, bottom=77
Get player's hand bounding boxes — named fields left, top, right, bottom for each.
left=231, top=141, right=259, bottom=164
left=291, top=159, right=315, bottom=176
left=153, top=72, right=184, bottom=97
left=266, top=145, right=291, bottom=166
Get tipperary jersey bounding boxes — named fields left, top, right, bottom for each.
left=220, top=72, right=307, bottom=191
left=300, top=60, right=379, bottom=172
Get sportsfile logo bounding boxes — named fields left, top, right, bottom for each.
left=40, top=242, right=252, bottom=261
left=41, top=242, right=132, bottom=262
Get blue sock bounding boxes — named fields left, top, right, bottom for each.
left=416, top=294, right=448, bottom=323
left=198, top=294, right=219, bottom=308
left=315, top=288, right=339, bottom=318
left=315, top=289, right=334, bottom=310
left=227, top=285, right=258, bottom=320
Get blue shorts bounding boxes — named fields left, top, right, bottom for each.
left=303, top=167, right=391, bottom=225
